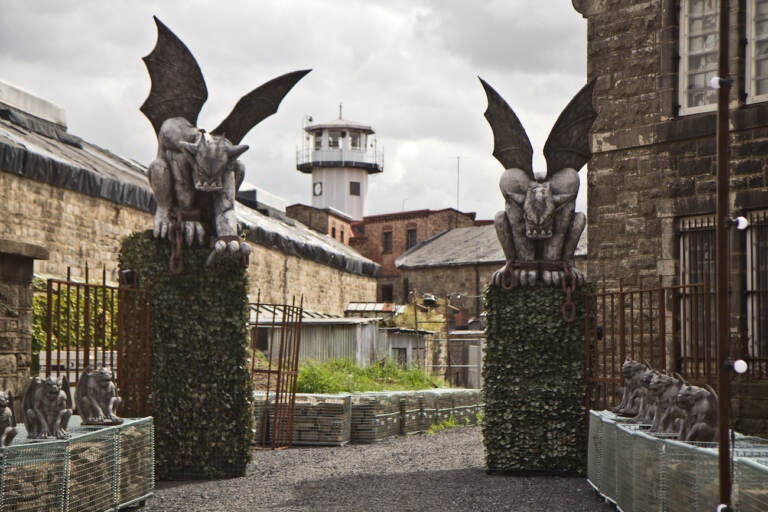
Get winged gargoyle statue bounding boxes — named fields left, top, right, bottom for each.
left=141, top=17, right=310, bottom=268
left=480, top=78, right=596, bottom=289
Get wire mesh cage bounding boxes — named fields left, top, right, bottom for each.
left=631, top=428, right=665, bottom=512
left=350, top=392, right=403, bottom=443
left=291, top=394, right=351, bottom=446
left=66, top=425, right=119, bottom=512
left=453, top=389, right=482, bottom=425
left=0, top=438, right=68, bottom=512
left=734, top=457, right=768, bottom=512
left=399, top=391, right=424, bottom=435
left=587, top=410, right=604, bottom=491
left=117, top=418, right=154, bottom=508
left=663, top=438, right=719, bottom=512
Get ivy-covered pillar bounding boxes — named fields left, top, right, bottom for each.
left=119, top=231, right=253, bottom=479
left=483, top=284, right=591, bottom=474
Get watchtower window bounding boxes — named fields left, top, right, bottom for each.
left=350, top=132, right=361, bottom=149
left=313, top=130, right=322, bottom=150
left=328, top=130, right=341, bottom=148
left=350, top=181, right=361, bottom=196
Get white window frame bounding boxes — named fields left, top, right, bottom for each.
left=679, top=0, right=720, bottom=115
left=746, top=0, right=768, bottom=103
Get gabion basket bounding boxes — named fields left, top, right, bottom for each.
left=399, top=391, right=424, bottom=435
left=663, top=438, right=719, bottom=512
left=587, top=410, right=603, bottom=491
left=734, top=457, right=768, bottom=512
left=292, top=394, right=351, bottom=446
left=600, top=413, right=619, bottom=501
left=453, top=389, right=481, bottom=425
left=0, top=438, right=68, bottom=512
left=66, top=425, right=119, bottom=512
left=350, top=392, right=402, bottom=443
left=117, top=418, right=154, bottom=509
left=631, top=428, right=665, bottom=512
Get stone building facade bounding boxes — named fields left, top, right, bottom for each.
left=350, top=208, right=489, bottom=302
left=0, top=81, right=377, bottom=317
left=573, top=0, right=768, bottom=434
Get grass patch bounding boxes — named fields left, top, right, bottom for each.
left=296, top=358, right=447, bottom=394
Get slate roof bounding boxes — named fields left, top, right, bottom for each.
left=395, top=224, right=588, bottom=269
left=0, top=97, right=378, bottom=277
left=395, top=224, right=505, bottom=269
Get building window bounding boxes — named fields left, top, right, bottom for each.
left=678, top=216, right=716, bottom=375
left=328, top=130, right=341, bottom=148
left=406, top=228, right=417, bottom=250
left=350, top=181, right=361, bottom=196
left=331, top=226, right=336, bottom=238
left=313, top=130, right=322, bottom=150
left=679, top=0, right=719, bottom=114
left=746, top=211, right=768, bottom=361
left=380, top=284, right=394, bottom=302
left=392, top=347, right=407, bottom=367
left=747, top=0, right=768, bottom=102
left=350, top=132, right=361, bottom=149
left=382, top=230, right=393, bottom=254
left=340, top=230, right=345, bottom=243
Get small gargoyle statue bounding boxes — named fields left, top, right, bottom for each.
left=75, top=366, right=122, bottom=425
left=480, top=78, right=597, bottom=289
left=140, top=17, right=310, bottom=268
left=0, top=390, right=17, bottom=447
left=22, top=375, right=73, bottom=440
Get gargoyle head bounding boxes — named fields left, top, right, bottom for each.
left=42, top=376, right=63, bottom=396
left=179, top=132, right=248, bottom=192
left=91, top=366, right=115, bottom=386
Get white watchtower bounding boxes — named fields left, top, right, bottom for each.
left=296, top=107, right=383, bottom=220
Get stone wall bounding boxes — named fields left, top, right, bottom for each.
left=1, top=170, right=375, bottom=316
left=0, top=240, right=48, bottom=397
left=574, top=0, right=768, bottom=435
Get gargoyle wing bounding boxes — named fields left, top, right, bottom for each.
left=211, top=69, right=311, bottom=144
left=62, top=375, right=73, bottom=410
left=542, top=79, right=597, bottom=178
left=479, top=77, right=533, bottom=178
left=140, top=16, right=208, bottom=135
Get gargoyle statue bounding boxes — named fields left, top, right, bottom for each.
left=21, top=375, right=73, bottom=440
left=676, top=383, right=718, bottom=442
left=480, top=78, right=597, bottom=288
left=613, top=359, right=651, bottom=416
left=75, top=366, right=122, bottom=425
left=648, top=372, right=685, bottom=432
left=0, top=390, right=17, bottom=447
left=141, top=17, right=310, bottom=267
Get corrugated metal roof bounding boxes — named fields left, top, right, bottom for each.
left=395, top=224, right=505, bottom=269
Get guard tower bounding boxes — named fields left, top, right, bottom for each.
left=296, top=108, right=383, bottom=220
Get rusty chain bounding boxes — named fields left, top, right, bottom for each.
left=168, top=211, right=184, bottom=274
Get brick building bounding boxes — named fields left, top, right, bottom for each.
left=573, top=0, right=768, bottom=433
left=285, top=203, right=356, bottom=245
left=350, top=208, right=489, bottom=302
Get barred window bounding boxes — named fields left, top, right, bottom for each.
left=678, top=216, right=716, bottom=377
left=747, top=211, right=768, bottom=363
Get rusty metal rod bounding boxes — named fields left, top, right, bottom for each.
left=715, top=0, right=732, bottom=506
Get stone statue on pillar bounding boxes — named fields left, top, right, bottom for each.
left=480, top=78, right=596, bottom=289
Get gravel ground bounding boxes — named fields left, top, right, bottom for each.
left=142, top=426, right=614, bottom=512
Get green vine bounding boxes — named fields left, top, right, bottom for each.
left=119, top=231, right=253, bottom=479
left=482, top=283, right=593, bottom=474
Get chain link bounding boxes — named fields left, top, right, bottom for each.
left=502, top=259, right=578, bottom=323
left=168, top=211, right=184, bottom=274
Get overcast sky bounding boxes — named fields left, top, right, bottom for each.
left=0, top=0, right=588, bottom=220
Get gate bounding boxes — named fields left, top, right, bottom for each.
left=42, top=267, right=151, bottom=417
left=584, top=276, right=716, bottom=411
left=250, top=295, right=303, bottom=449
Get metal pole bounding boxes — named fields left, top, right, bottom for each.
left=715, top=0, right=732, bottom=507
